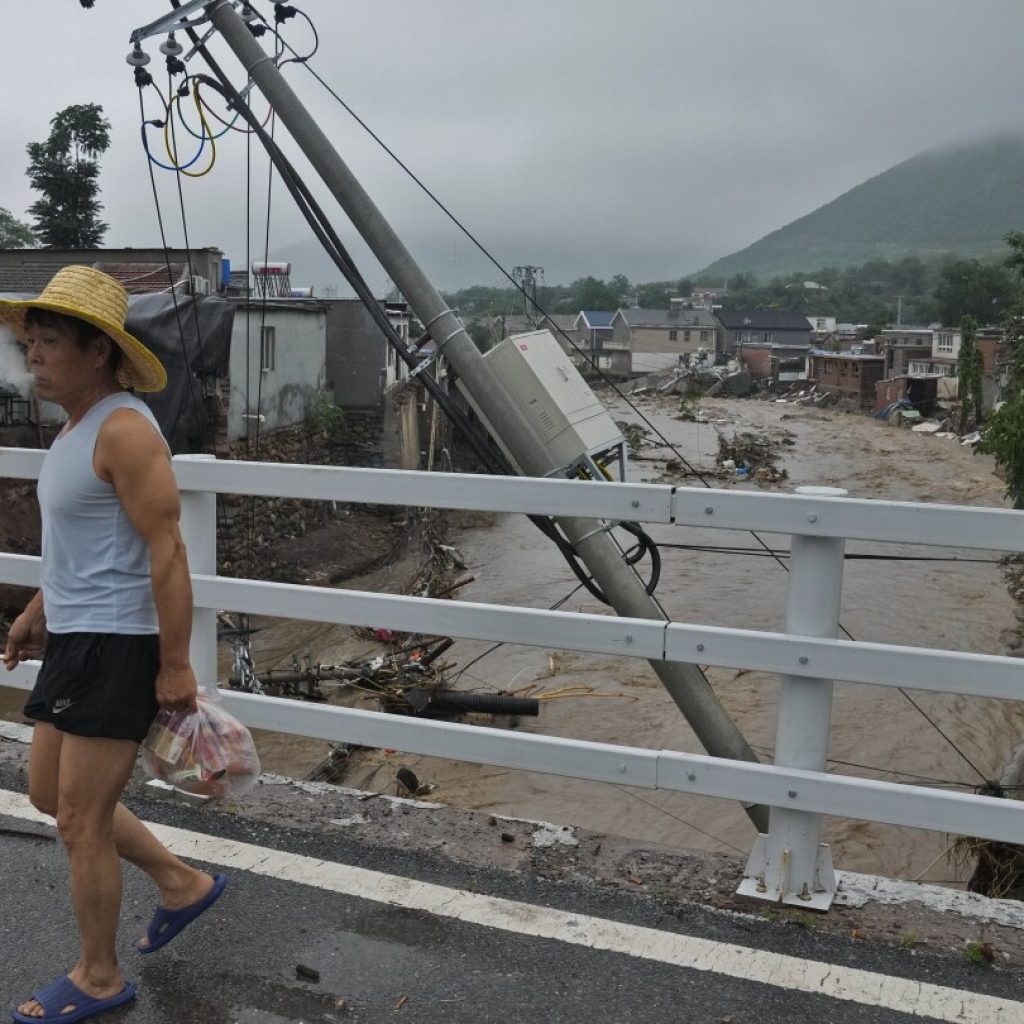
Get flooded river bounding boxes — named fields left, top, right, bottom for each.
left=3, top=395, right=1021, bottom=883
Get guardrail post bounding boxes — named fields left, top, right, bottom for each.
left=175, top=454, right=218, bottom=688
left=738, top=485, right=847, bottom=910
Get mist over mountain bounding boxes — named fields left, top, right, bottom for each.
left=697, top=135, right=1024, bottom=281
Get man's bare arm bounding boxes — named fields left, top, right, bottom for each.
left=2, top=590, right=46, bottom=670
left=96, top=408, right=198, bottom=712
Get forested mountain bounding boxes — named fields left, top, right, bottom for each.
left=698, top=135, right=1024, bottom=280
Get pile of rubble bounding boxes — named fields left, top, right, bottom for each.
left=716, top=430, right=792, bottom=484
left=768, top=382, right=840, bottom=407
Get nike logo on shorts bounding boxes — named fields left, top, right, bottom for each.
left=53, top=699, right=74, bottom=714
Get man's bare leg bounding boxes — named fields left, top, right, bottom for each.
left=19, top=733, right=137, bottom=1018
left=27, top=725, right=214, bottom=952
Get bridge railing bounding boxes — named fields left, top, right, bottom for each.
left=2, top=447, right=1022, bottom=908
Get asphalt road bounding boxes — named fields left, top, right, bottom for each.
left=1, top=784, right=1021, bottom=1024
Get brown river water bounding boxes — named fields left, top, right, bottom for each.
left=3, top=395, right=1021, bottom=883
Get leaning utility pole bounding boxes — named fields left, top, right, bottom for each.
left=202, top=0, right=767, bottom=829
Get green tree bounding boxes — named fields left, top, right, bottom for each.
left=979, top=234, right=1024, bottom=505
left=934, top=259, right=1015, bottom=326
left=1004, top=230, right=1024, bottom=285
left=26, top=103, right=111, bottom=248
left=957, top=315, right=983, bottom=433
left=0, top=208, right=35, bottom=248
left=465, top=317, right=494, bottom=352
left=572, top=276, right=620, bottom=311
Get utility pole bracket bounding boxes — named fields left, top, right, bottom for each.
left=130, top=0, right=234, bottom=45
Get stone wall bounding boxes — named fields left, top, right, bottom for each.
left=217, top=410, right=384, bottom=575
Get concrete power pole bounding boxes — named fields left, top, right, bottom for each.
left=207, top=0, right=767, bottom=830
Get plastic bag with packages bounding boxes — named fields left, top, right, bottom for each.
left=141, top=690, right=261, bottom=801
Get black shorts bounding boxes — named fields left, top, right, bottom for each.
left=24, top=632, right=161, bottom=743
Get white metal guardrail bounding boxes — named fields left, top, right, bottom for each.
left=2, top=447, right=1023, bottom=910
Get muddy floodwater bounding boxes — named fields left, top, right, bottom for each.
left=3, top=395, right=1021, bottom=884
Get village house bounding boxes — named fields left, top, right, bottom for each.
left=907, top=328, right=961, bottom=377
left=572, top=310, right=615, bottom=371
left=714, top=309, right=811, bottom=360
left=0, top=245, right=226, bottom=297
left=807, top=314, right=837, bottom=340
left=0, top=248, right=233, bottom=449
left=226, top=294, right=328, bottom=444
left=807, top=350, right=886, bottom=406
left=490, top=312, right=577, bottom=352
left=688, top=285, right=726, bottom=310
left=608, top=305, right=719, bottom=377
left=715, top=309, right=811, bottom=380
left=325, top=299, right=412, bottom=410
left=877, top=327, right=934, bottom=378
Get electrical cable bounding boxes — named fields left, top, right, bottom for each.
left=137, top=88, right=207, bottom=455
left=611, top=784, right=747, bottom=855
left=166, top=72, right=211, bottom=442
left=243, top=73, right=255, bottom=631
left=654, top=542, right=1005, bottom=564
left=164, top=79, right=217, bottom=177
left=750, top=744, right=978, bottom=789
left=253, top=107, right=275, bottom=462
left=176, top=77, right=243, bottom=140
left=138, top=79, right=209, bottom=174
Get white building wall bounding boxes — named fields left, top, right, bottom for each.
left=932, top=330, right=962, bottom=360
left=228, top=305, right=327, bottom=441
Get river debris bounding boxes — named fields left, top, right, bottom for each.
left=716, top=430, right=790, bottom=483
left=616, top=420, right=652, bottom=454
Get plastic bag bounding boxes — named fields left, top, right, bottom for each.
left=141, top=691, right=261, bottom=801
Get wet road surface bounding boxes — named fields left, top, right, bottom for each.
left=1, top=774, right=1021, bottom=1024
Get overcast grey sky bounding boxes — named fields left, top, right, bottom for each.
left=3, top=1, right=1024, bottom=291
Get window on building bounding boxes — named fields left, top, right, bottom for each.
left=669, top=329, right=678, bottom=341
left=260, top=325, right=276, bottom=372
left=684, top=330, right=691, bottom=343
left=936, top=333, right=954, bottom=353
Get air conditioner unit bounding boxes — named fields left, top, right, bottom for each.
left=191, top=275, right=210, bottom=295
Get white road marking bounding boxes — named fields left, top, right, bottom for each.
left=0, top=788, right=1019, bottom=1023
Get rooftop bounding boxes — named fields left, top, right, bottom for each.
left=715, top=309, right=812, bottom=331
left=615, top=307, right=717, bottom=328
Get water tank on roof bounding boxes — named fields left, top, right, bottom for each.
left=252, top=261, right=291, bottom=275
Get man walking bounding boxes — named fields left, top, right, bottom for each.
left=2, top=266, right=227, bottom=1023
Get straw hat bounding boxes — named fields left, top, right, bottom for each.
left=0, top=265, right=167, bottom=392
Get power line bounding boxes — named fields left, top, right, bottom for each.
left=655, top=542, right=1004, bottom=565
left=612, top=784, right=746, bottom=856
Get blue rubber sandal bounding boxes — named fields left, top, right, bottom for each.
left=11, top=975, right=136, bottom=1024
left=137, top=873, right=228, bottom=954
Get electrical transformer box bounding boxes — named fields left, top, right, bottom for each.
left=459, top=329, right=625, bottom=476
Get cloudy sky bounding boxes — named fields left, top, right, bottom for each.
left=2, top=1, right=1024, bottom=292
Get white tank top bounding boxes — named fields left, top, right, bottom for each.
left=37, top=392, right=168, bottom=634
